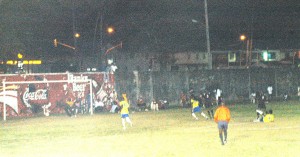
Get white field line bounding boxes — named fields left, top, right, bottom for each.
left=179, top=122, right=300, bottom=133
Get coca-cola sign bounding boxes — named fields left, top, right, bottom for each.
left=23, top=88, right=48, bottom=108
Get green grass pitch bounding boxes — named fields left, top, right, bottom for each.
left=1, top=101, right=300, bottom=157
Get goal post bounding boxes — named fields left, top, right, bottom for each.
left=1, top=79, right=93, bottom=121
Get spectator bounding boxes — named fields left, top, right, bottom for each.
left=250, top=92, right=256, bottom=104
left=283, top=93, right=289, bottom=101
left=137, top=96, right=147, bottom=111
left=85, top=92, right=92, bottom=113
left=298, top=87, right=300, bottom=101
left=73, top=98, right=81, bottom=116
left=180, top=91, right=187, bottom=108
left=267, top=86, right=273, bottom=101
left=94, top=98, right=105, bottom=112
left=215, top=88, right=222, bottom=105
left=150, top=99, right=159, bottom=111
left=65, top=97, right=75, bottom=117
left=110, top=100, right=119, bottom=113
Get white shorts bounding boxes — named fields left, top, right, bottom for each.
left=256, top=109, right=264, bottom=115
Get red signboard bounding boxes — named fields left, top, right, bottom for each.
left=0, top=72, right=114, bottom=117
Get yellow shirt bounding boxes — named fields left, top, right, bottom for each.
left=66, top=100, right=74, bottom=107
left=263, top=114, right=274, bottom=122
left=119, top=100, right=130, bottom=114
left=191, top=98, right=199, bottom=109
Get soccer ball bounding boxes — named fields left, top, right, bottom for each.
left=145, top=109, right=149, bottom=112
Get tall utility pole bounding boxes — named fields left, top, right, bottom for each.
left=100, top=14, right=104, bottom=68
left=72, top=1, right=81, bottom=71
left=92, top=11, right=104, bottom=70
left=99, top=0, right=105, bottom=70
left=204, top=0, right=212, bottom=69
left=93, top=12, right=101, bottom=69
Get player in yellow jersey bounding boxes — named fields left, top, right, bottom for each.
left=263, top=109, right=274, bottom=122
left=190, top=95, right=209, bottom=120
left=119, top=95, right=133, bottom=130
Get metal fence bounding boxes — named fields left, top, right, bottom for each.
left=115, top=67, right=300, bottom=106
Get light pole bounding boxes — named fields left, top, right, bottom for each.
left=93, top=15, right=116, bottom=70
left=204, top=0, right=212, bottom=70
left=92, top=13, right=103, bottom=70
left=239, top=34, right=253, bottom=99
left=104, top=42, right=122, bottom=55
left=53, top=39, right=76, bottom=50
left=53, top=33, right=80, bottom=70
left=240, top=34, right=251, bottom=67
left=74, top=33, right=82, bottom=71
left=53, top=32, right=80, bottom=50
left=93, top=0, right=106, bottom=70
left=17, top=53, right=23, bottom=73
left=72, top=1, right=80, bottom=71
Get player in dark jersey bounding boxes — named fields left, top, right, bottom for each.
left=204, top=93, right=214, bottom=119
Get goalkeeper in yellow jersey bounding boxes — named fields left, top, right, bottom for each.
left=263, top=109, right=274, bottom=122
left=119, top=94, right=133, bottom=130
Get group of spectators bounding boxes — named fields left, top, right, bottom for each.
left=63, top=90, right=121, bottom=117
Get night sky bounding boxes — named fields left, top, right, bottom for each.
left=0, top=0, right=299, bottom=60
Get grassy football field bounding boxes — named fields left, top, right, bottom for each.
left=1, top=101, right=300, bottom=157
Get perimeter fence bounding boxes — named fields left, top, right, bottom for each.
left=115, top=67, right=300, bottom=106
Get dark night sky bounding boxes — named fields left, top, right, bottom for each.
left=0, top=0, right=299, bottom=60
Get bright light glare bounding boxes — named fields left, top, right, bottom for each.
left=6, top=60, right=42, bottom=65
left=17, top=53, right=23, bottom=59
left=107, top=27, right=114, bottom=34
left=74, top=33, right=80, bottom=38
left=240, top=35, right=246, bottom=41
left=263, top=52, right=269, bottom=61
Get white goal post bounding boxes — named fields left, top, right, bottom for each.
left=2, top=79, right=93, bottom=121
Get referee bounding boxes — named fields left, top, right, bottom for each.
left=214, top=102, right=231, bottom=145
